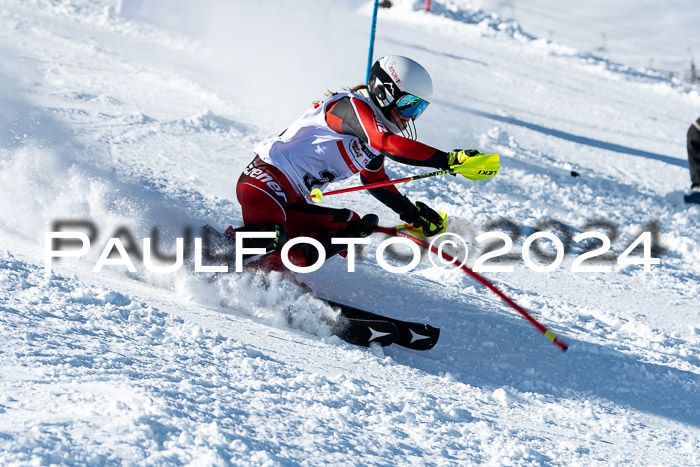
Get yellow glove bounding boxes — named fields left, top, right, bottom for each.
left=399, top=201, right=446, bottom=237
left=448, top=150, right=499, bottom=180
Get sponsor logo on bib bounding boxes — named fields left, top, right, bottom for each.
left=348, top=139, right=373, bottom=167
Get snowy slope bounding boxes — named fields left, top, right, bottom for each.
left=477, top=0, right=700, bottom=77
left=1, top=0, right=699, bottom=465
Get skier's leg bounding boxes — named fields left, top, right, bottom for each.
left=688, top=120, right=700, bottom=188
left=286, top=203, right=378, bottom=265
left=235, top=156, right=378, bottom=268
left=234, top=157, right=306, bottom=267
left=286, top=203, right=361, bottom=237
left=236, top=156, right=300, bottom=228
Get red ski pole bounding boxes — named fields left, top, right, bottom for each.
left=308, top=153, right=500, bottom=203
left=377, top=226, right=569, bottom=352
left=309, top=168, right=452, bottom=202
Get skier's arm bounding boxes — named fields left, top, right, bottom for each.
left=359, top=157, right=443, bottom=236
left=326, top=97, right=450, bottom=169
left=359, top=156, right=414, bottom=214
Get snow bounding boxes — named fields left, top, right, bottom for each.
left=476, top=0, right=700, bottom=78
left=1, top=0, right=699, bottom=464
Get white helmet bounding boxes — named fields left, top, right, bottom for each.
left=367, top=55, right=433, bottom=138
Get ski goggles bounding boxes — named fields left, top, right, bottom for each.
left=395, top=93, right=430, bottom=119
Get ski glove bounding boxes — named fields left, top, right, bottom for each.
left=448, top=149, right=481, bottom=166
left=400, top=201, right=445, bottom=237
left=448, top=149, right=499, bottom=180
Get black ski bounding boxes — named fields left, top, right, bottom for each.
left=322, top=299, right=440, bottom=351
left=329, top=313, right=399, bottom=348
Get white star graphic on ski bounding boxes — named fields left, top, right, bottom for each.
left=368, top=327, right=392, bottom=342
left=410, top=328, right=430, bottom=343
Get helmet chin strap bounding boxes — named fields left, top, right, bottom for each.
left=406, top=118, right=417, bottom=140
left=391, top=112, right=418, bottom=140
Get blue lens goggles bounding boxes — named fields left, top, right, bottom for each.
left=396, top=94, right=430, bottom=119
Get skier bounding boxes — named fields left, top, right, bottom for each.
left=686, top=117, right=700, bottom=204
left=234, top=55, right=490, bottom=268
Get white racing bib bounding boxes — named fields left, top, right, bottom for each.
left=255, top=92, right=382, bottom=201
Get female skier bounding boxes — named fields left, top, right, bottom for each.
left=234, top=55, right=490, bottom=268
